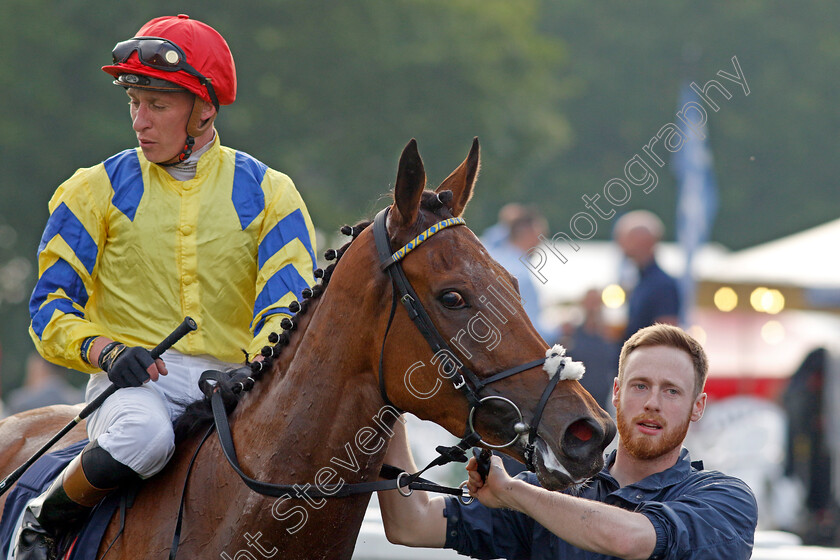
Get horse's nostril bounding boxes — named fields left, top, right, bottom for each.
left=568, top=419, right=593, bottom=442
left=562, top=419, right=602, bottom=461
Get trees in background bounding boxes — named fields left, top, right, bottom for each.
left=1, top=0, right=837, bottom=387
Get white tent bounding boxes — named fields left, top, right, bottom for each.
left=533, top=217, right=840, bottom=312
left=701, top=218, right=840, bottom=290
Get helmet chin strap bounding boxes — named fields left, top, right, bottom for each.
left=158, top=96, right=216, bottom=167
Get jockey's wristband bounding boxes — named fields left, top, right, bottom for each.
left=97, top=341, right=126, bottom=372
left=80, top=336, right=97, bottom=366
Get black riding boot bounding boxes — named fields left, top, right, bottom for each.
left=14, top=440, right=137, bottom=560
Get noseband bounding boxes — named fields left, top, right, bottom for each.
left=373, top=206, right=565, bottom=470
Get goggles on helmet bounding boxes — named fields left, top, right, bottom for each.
left=111, top=36, right=219, bottom=110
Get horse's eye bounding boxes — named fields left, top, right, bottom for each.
left=440, top=291, right=467, bottom=309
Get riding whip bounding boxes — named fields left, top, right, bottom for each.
left=0, top=317, right=198, bottom=496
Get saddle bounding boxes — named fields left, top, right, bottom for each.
left=0, top=440, right=126, bottom=560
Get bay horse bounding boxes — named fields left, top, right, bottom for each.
left=0, top=138, right=615, bottom=559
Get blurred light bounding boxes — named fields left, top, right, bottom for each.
left=749, top=286, right=785, bottom=314
left=687, top=325, right=707, bottom=345
left=601, top=284, right=625, bottom=309
left=760, top=320, right=785, bottom=345
left=763, top=289, right=785, bottom=314
left=750, top=287, right=769, bottom=311
left=713, top=286, right=738, bottom=312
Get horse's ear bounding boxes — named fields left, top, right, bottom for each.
left=436, top=137, right=480, bottom=217
left=393, top=139, right=427, bottom=228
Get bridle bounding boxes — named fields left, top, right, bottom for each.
left=372, top=206, right=566, bottom=469
left=191, top=204, right=569, bottom=515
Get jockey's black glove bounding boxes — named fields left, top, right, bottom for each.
left=99, top=343, right=154, bottom=388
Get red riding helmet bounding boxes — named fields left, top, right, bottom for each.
left=102, top=14, right=236, bottom=107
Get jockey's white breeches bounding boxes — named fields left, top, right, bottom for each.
left=85, top=350, right=238, bottom=478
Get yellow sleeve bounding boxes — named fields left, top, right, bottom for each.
left=28, top=167, right=112, bottom=373
left=246, top=170, right=317, bottom=358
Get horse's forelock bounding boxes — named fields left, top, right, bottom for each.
left=419, top=190, right=456, bottom=219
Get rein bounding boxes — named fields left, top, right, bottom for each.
left=201, top=369, right=465, bottom=499
left=168, top=370, right=471, bottom=559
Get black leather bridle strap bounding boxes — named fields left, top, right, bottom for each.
left=389, top=263, right=484, bottom=406
left=372, top=208, right=483, bottom=407
left=378, top=284, right=403, bottom=412
left=169, top=424, right=214, bottom=559
left=473, top=358, right=547, bottom=392
left=523, top=362, right=565, bottom=471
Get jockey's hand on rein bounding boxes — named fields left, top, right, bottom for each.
left=99, top=343, right=159, bottom=388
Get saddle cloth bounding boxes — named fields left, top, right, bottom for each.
left=0, top=440, right=123, bottom=560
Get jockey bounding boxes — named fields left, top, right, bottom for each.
left=21, top=15, right=317, bottom=559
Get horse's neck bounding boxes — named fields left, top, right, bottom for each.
left=228, top=266, right=390, bottom=490
left=188, top=244, right=398, bottom=554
